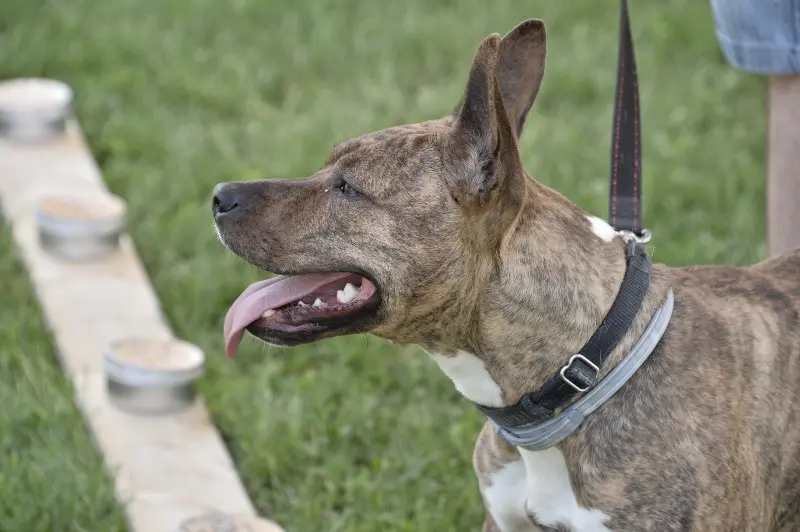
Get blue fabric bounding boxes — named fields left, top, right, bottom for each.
left=711, top=0, right=800, bottom=75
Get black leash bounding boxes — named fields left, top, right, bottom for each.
left=475, top=0, right=653, bottom=428
left=609, top=0, right=649, bottom=242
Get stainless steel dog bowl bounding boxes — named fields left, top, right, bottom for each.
left=0, top=78, right=73, bottom=142
left=35, top=192, right=126, bottom=261
left=103, top=337, right=205, bottom=415
left=177, top=512, right=285, bottom=532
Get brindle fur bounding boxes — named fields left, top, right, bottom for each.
left=214, top=19, right=800, bottom=531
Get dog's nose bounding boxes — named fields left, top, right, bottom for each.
left=212, top=183, right=240, bottom=215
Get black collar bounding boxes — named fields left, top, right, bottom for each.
left=474, top=239, right=652, bottom=428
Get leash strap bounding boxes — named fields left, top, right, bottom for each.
left=475, top=240, right=652, bottom=428
left=608, top=0, right=644, bottom=237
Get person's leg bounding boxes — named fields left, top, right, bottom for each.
left=710, top=0, right=800, bottom=256
left=767, top=75, right=800, bottom=256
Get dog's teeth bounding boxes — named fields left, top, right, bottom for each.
left=313, top=298, right=326, bottom=309
left=337, top=283, right=358, bottom=304
left=298, top=301, right=308, bottom=307
left=261, top=309, right=276, bottom=318
left=343, top=283, right=358, bottom=300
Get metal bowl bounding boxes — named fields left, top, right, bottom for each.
left=0, top=78, right=73, bottom=142
left=35, top=192, right=126, bottom=261
left=104, top=337, right=205, bottom=415
left=177, top=512, right=285, bottom=532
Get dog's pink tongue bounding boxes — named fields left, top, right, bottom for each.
left=223, top=272, right=353, bottom=359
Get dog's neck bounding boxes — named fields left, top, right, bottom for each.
left=429, top=177, right=670, bottom=407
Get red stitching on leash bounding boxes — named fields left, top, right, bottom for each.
left=611, top=51, right=625, bottom=227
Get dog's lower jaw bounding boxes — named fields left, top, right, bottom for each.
left=244, top=296, right=384, bottom=347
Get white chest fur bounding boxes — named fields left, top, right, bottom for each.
left=483, top=450, right=610, bottom=531
left=428, top=350, right=505, bottom=406
left=429, top=350, right=610, bottom=531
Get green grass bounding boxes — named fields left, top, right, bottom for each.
left=0, top=227, right=127, bottom=531
left=0, top=0, right=766, bottom=530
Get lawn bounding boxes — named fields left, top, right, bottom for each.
left=0, top=0, right=766, bottom=531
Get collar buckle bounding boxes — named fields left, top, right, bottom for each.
left=559, top=354, right=599, bottom=392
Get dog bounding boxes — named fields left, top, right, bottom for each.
left=212, top=19, right=800, bottom=532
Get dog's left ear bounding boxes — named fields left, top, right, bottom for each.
left=497, top=19, right=547, bottom=138
left=448, top=20, right=546, bottom=203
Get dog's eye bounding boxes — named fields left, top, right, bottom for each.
left=337, top=180, right=360, bottom=198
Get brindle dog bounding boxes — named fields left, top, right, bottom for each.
left=213, top=19, right=800, bottom=532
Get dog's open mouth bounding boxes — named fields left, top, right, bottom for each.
left=223, top=272, right=379, bottom=357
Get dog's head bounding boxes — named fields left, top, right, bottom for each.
left=214, top=20, right=547, bottom=357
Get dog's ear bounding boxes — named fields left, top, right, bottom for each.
left=448, top=20, right=546, bottom=204
left=497, top=19, right=546, bottom=138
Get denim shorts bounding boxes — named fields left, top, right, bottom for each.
left=710, top=0, right=800, bottom=74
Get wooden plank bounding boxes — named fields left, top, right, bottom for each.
left=0, top=119, right=283, bottom=532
